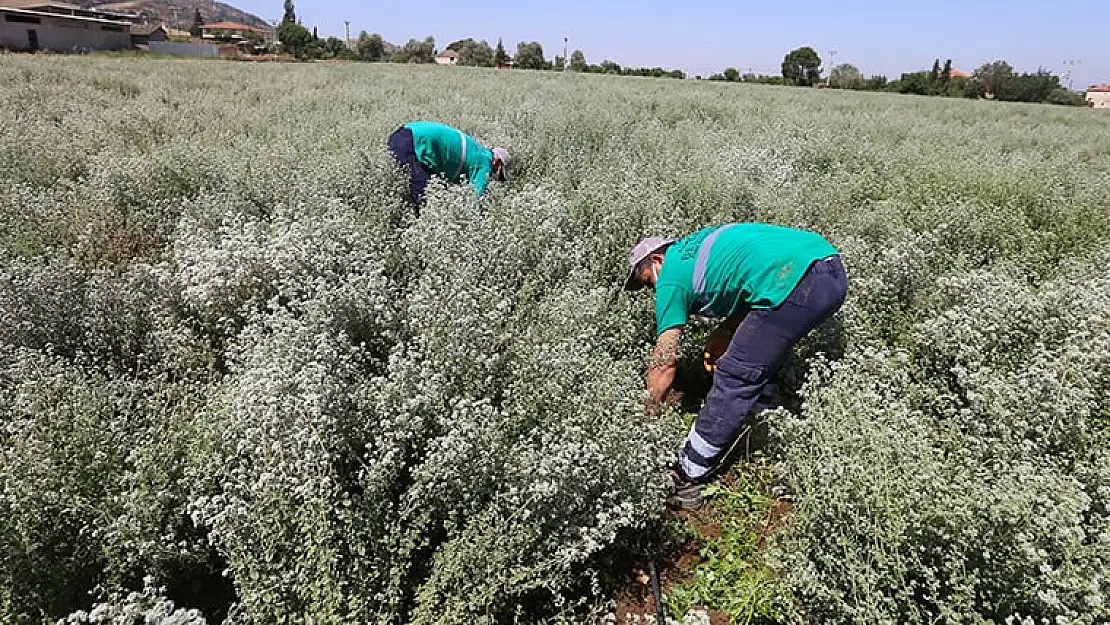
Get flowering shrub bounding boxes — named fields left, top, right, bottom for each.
left=1, top=56, right=1109, bottom=624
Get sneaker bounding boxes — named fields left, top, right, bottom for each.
left=667, top=470, right=705, bottom=511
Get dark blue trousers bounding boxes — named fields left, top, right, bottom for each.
left=678, top=255, right=849, bottom=483
left=387, top=126, right=430, bottom=207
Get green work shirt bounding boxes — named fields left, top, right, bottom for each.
left=654, top=223, right=839, bottom=335
left=404, top=121, right=495, bottom=196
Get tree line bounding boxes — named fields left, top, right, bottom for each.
left=267, top=2, right=1089, bottom=106
left=703, top=46, right=1089, bottom=106
left=268, top=1, right=685, bottom=76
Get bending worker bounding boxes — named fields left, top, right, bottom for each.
left=387, top=120, right=511, bottom=207
left=624, top=222, right=848, bottom=510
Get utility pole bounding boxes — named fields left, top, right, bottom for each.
left=826, top=49, right=837, bottom=86
left=344, top=20, right=350, bottom=45
left=564, top=36, right=568, bottom=72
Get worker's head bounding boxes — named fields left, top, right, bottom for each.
left=492, top=147, right=512, bottom=182
left=624, top=236, right=675, bottom=291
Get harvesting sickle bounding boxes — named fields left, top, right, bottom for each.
left=625, top=222, right=848, bottom=510
left=386, top=120, right=511, bottom=213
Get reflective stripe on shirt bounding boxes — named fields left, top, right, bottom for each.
left=456, top=130, right=467, bottom=179
left=691, top=224, right=736, bottom=315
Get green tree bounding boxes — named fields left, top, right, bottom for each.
left=969, top=60, right=1015, bottom=99
left=946, top=75, right=970, bottom=97
left=862, top=75, right=889, bottom=90
left=514, top=41, right=545, bottom=70
left=282, top=0, right=295, bottom=24
left=1008, top=69, right=1062, bottom=103
left=782, top=46, right=822, bottom=86
left=356, top=31, right=385, bottom=61
left=493, top=38, right=508, bottom=66
left=242, top=29, right=265, bottom=46
left=723, top=67, right=740, bottom=82
left=392, top=36, right=435, bottom=63
left=445, top=38, right=470, bottom=52
left=457, top=39, right=494, bottom=66
left=829, top=63, right=863, bottom=89
left=598, top=60, right=621, bottom=74
left=278, top=20, right=312, bottom=59
left=940, top=58, right=953, bottom=88
left=1045, top=87, right=1086, bottom=106
left=896, top=70, right=935, bottom=95
left=321, top=36, right=349, bottom=59
left=189, top=8, right=203, bottom=36
left=569, top=49, right=587, bottom=72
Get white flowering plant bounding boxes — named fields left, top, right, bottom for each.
left=1, top=56, right=1109, bottom=624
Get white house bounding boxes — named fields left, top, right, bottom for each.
left=1086, top=85, right=1110, bottom=109
left=434, top=49, right=458, bottom=65
left=0, top=3, right=132, bottom=52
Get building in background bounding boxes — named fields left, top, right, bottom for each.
left=1086, top=85, right=1110, bottom=109
left=434, top=49, right=458, bottom=66
left=129, top=22, right=165, bottom=47
left=200, top=21, right=266, bottom=42
left=0, top=0, right=133, bottom=52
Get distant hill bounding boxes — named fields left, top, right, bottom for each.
left=83, top=0, right=271, bottom=31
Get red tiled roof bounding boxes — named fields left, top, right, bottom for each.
left=935, top=67, right=971, bottom=79
left=1088, top=84, right=1110, bottom=93
left=201, top=21, right=263, bottom=32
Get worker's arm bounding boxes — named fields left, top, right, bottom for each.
left=470, top=157, right=492, bottom=197
left=646, top=327, right=683, bottom=413
left=703, top=309, right=748, bottom=371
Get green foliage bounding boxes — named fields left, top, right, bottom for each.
left=861, top=74, right=888, bottom=90
left=782, top=46, right=821, bottom=86
left=453, top=39, right=495, bottom=67
left=514, top=41, right=546, bottom=70
left=969, top=59, right=1016, bottom=99
left=895, top=70, right=938, bottom=96
left=493, top=38, right=507, bottom=66
left=189, top=9, right=202, bottom=37
left=1046, top=87, right=1087, bottom=106
left=320, top=36, right=352, bottom=60
left=391, top=36, right=435, bottom=64
left=355, top=31, right=385, bottom=62
left=569, top=49, right=586, bottom=72
left=277, top=21, right=312, bottom=59
left=667, top=473, right=786, bottom=624
left=828, top=63, right=862, bottom=90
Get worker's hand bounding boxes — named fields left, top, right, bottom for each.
left=702, top=325, right=735, bottom=373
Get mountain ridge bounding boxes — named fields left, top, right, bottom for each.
left=84, top=0, right=272, bottom=31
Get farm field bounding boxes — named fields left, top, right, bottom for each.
left=1, top=56, right=1109, bottom=625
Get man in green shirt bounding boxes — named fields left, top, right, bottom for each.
left=387, top=121, right=511, bottom=210
left=624, top=223, right=847, bottom=509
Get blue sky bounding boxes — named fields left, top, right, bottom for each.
left=235, top=0, right=1107, bottom=89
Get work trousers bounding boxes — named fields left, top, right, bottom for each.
left=678, top=255, right=849, bottom=483
left=387, top=125, right=430, bottom=208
